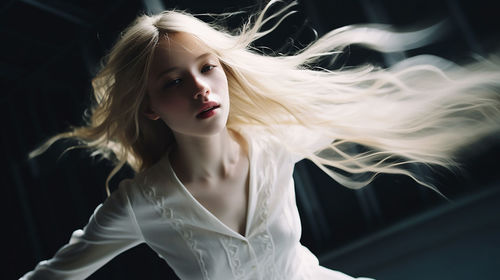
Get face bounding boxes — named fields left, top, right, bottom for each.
left=145, top=32, right=229, bottom=138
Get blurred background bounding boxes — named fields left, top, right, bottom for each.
left=3, top=0, right=499, bottom=279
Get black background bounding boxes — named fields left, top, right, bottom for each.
left=3, top=0, right=499, bottom=279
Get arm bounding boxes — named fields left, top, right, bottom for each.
left=20, top=180, right=143, bottom=280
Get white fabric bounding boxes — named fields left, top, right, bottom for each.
left=21, top=132, right=373, bottom=280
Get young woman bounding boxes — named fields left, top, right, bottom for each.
left=21, top=1, right=500, bottom=279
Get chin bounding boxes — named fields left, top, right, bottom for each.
left=198, top=122, right=228, bottom=136
left=178, top=120, right=228, bottom=138
left=197, top=111, right=229, bottom=136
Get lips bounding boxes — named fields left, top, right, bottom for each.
left=196, top=101, right=220, bottom=118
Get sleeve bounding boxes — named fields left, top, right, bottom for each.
left=20, top=179, right=143, bottom=280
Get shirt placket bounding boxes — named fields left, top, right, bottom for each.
left=221, top=236, right=260, bottom=279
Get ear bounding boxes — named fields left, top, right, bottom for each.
left=142, top=95, right=160, bottom=120
left=144, top=109, right=160, bottom=120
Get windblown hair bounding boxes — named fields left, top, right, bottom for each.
left=31, top=0, right=500, bottom=195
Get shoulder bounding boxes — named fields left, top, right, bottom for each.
left=236, top=124, right=332, bottom=163
left=123, top=154, right=172, bottom=192
left=236, top=125, right=295, bottom=167
left=117, top=153, right=178, bottom=210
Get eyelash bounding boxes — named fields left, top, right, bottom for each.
left=164, top=79, right=181, bottom=88
left=201, top=64, right=216, bottom=73
left=163, top=64, right=216, bottom=89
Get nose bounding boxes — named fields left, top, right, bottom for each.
left=192, top=75, right=210, bottom=100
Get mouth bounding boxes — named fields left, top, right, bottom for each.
left=196, top=103, right=220, bottom=119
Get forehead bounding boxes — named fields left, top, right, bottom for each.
left=152, top=32, right=210, bottom=65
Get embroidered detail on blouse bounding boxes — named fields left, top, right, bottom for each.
left=174, top=226, right=210, bottom=280
left=141, top=180, right=170, bottom=218
left=254, top=172, right=278, bottom=279
left=255, top=230, right=277, bottom=279
left=142, top=181, right=210, bottom=280
left=221, top=237, right=245, bottom=279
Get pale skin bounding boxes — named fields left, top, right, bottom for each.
left=144, top=32, right=250, bottom=236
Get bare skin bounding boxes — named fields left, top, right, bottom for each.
left=171, top=130, right=250, bottom=236
left=145, top=32, right=250, bottom=236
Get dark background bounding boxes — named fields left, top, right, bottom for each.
left=3, top=0, right=500, bottom=279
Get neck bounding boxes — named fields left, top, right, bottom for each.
left=169, top=128, right=244, bottom=184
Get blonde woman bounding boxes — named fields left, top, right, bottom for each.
left=21, top=1, right=500, bottom=279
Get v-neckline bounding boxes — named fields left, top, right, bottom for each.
left=165, top=137, right=255, bottom=240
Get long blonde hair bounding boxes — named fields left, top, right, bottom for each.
left=31, top=0, right=500, bottom=195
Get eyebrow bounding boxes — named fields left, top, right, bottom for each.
left=156, top=52, right=214, bottom=80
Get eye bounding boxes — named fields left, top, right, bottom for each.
left=201, top=64, right=216, bottom=73
left=164, top=78, right=181, bottom=88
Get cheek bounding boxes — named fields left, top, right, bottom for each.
left=151, top=96, right=191, bottom=126
left=151, top=95, right=190, bottom=117
left=213, top=74, right=229, bottom=101
left=216, top=70, right=229, bottom=90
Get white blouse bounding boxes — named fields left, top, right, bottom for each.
left=21, top=131, right=373, bottom=280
